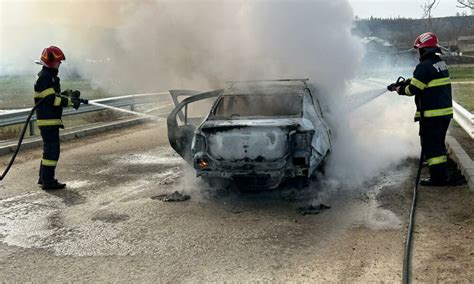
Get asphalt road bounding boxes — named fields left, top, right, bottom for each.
left=0, top=122, right=472, bottom=282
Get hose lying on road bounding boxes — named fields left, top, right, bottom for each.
left=402, top=147, right=423, bottom=284
left=403, top=100, right=425, bottom=284
left=0, top=99, right=44, bottom=181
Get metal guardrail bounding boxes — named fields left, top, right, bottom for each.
left=0, top=92, right=170, bottom=136
left=1, top=90, right=472, bottom=139
left=453, top=101, right=474, bottom=139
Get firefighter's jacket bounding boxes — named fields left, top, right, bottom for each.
left=34, top=66, right=72, bottom=128
left=399, top=54, right=453, bottom=121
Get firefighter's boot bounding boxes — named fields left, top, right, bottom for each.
left=40, top=164, right=66, bottom=190
left=420, top=164, right=448, bottom=186
left=42, top=180, right=66, bottom=190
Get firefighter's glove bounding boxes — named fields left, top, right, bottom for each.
left=397, top=79, right=411, bottom=95
left=387, top=78, right=411, bottom=95
left=61, top=89, right=74, bottom=97
left=71, top=90, right=81, bottom=99
left=70, top=98, right=80, bottom=110
left=70, top=90, right=82, bottom=110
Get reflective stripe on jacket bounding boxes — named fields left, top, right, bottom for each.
left=399, top=54, right=453, bottom=121
left=34, top=66, right=71, bottom=128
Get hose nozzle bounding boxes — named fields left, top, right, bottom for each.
left=387, top=76, right=407, bottom=91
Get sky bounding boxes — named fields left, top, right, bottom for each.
left=348, top=0, right=471, bottom=19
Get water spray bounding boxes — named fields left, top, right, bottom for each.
left=344, top=77, right=410, bottom=112
left=87, top=101, right=160, bottom=120
left=349, top=87, right=389, bottom=110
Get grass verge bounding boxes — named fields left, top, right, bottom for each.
left=452, top=83, right=474, bottom=112
left=449, top=66, right=474, bottom=82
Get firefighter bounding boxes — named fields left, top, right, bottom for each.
left=34, top=46, right=81, bottom=190
left=393, top=32, right=453, bottom=186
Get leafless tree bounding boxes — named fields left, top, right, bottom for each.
left=456, top=0, right=474, bottom=9
left=456, top=0, right=474, bottom=34
left=422, top=0, right=439, bottom=31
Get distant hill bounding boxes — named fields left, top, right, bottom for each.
left=353, top=16, right=474, bottom=48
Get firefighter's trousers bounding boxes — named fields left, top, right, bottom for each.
left=39, top=127, right=60, bottom=183
left=420, top=118, right=451, bottom=183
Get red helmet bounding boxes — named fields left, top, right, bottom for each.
left=413, top=32, right=438, bottom=49
left=39, top=46, right=66, bottom=68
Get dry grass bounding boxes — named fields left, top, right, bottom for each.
left=0, top=126, right=22, bottom=140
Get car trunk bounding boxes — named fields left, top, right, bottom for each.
left=201, top=119, right=299, bottom=161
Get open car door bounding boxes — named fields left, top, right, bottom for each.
left=167, top=89, right=223, bottom=162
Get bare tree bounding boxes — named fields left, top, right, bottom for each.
left=457, top=0, right=474, bottom=34
left=422, top=0, right=439, bottom=31
left=457, top=0, right=474, bottom=9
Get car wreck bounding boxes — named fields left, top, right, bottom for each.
left=167, top=79, right=331, bottom=189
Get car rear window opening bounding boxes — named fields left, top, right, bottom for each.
left=213, top=94, right=302, bottom=119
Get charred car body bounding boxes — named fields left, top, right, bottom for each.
left=167, top=79, right=331, bottom=189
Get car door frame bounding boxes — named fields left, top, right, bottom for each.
left=167, top=89, right=223, bottom=162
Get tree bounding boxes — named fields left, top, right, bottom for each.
left=457, top=0, right=474, bottom=9
left=422, top=0, right=439, bottom=30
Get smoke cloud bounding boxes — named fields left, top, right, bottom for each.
left=0, top=0, right=419, bottom=188
left=324, top=81, right=419, bottom=188
left=1, top=0, right=360, bottom=91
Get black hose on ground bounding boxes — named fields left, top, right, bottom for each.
left=0, top=99, right=44, bottom=181
left=403, top=96, right=425, bottom=284
left=402, top=147, right=423, bottom=284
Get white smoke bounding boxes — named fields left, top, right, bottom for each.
left=1, top=0, right=360, bottom=91
left=324, top=83, right=419, bottom=188
left=0, top=0, right=419, bottom=187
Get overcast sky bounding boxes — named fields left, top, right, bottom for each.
left=348, top=0, right=472, bottom=19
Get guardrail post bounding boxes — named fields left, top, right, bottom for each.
left=29, top=120, right=36, bottom=136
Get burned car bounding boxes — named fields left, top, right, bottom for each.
left=167, top=79, right=331, bottom=189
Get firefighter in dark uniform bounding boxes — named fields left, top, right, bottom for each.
left=393, top=32, right=453, bottom=186
left=34, top=46, right=81, bottom=190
